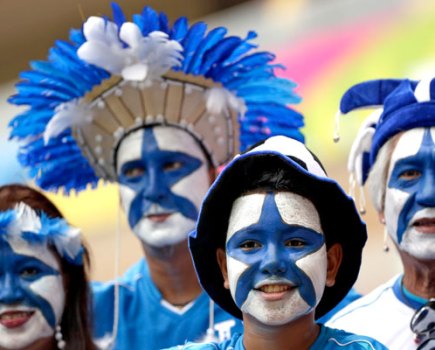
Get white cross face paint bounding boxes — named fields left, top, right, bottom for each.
left=117, top=126, right=210, bottom=247
left=225, top=192, right=327, bottom=326
left=384, top=128, right=435, bottom=260
left=0, top=238, right=65, bottom=349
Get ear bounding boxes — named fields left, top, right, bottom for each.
left=378, top=211, right=386, bottom=225
left=216, top=248, right=230, bottom=290
left=325, top=243, right=343, bottom=287
left=208, top=167, right=217, bottom=184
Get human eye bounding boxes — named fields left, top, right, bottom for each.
left=122, top=164, right=145, bottom=179
left=239, top=240, right=262, bottom=251
left=398, top=169, right=421, bottom=181
left=163, top=161, right=183, bottom=172
left=285, top=239, right=305, bottom=248
left=20, top=267, right=41, bottom=279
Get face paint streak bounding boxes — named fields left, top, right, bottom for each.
left=226, top=193, right=324, bottom=309
left=0, top=239, right=60, bottom=328
left=388, top=129, right=435, bottom=243
left=118, top=128, right=203, bottom=229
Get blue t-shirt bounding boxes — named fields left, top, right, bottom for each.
left=317, top=287, right=362, bottom=323
left=92, top=258, right=243, bottom=350
left=165, top=325, right=388, bottom=350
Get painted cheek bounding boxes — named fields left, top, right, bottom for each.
left=29, top=275, right=65, bottom=327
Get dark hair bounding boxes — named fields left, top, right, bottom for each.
left=0, top=184, right=96, bottom=350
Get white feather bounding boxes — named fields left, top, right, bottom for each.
left=44, top=100, right=92, bottom=144
left=78, top=18, right=183, bottom=83
left=205, top=87, right=246, bottom=117
left=347, top=108, right=382, bottom=186
left=52, top=226, right=83, bottom=263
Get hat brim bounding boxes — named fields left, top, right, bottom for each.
left=189, top=151, right=367, bottom=320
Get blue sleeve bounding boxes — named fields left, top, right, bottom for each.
left=91, top=280, right=115, bottom=339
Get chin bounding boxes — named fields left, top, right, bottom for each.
left=242, top=290, right=311, bottom=326
left=400, top=229, right=435, bottom=260
left=134, top=213, right=195, bottom=248
left=0, top=311, right=53, bottom=350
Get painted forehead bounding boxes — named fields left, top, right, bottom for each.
left=116, top=126, right=208, bottom=172
left=390, top=127, right=435, bottom=165
left=1, top=237, right=60, bottom=271
left=226, top=191, right=322, bottom=241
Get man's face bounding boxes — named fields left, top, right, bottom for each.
left=0, top=238, right=65, bottom=349
left=117, top=126, right=210, bottom=247
left=384, top=127, right=435, bottom=260
left=225, top=192, right=327, bottom=326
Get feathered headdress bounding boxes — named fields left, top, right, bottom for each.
left=9, top=3, right=304, bottom=194
left=0, top=203, right=83, bottom=265
left=334, top=77, right=435, bottom=212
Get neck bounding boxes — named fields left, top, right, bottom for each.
left=143, top=240, right=202, bottom=306
left=400, top=250, right=435, bottom=299
left=242, top=313, right=319, bottom=350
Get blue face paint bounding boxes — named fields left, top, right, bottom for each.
left=0, top=239, right=60, bottom=328
left=226, top=193, right=325, bottom=309
left=388, top=129, right=435, bottom=243
left=118, top=128, right=203, bottom=229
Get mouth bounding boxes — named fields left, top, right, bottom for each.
left=146, top=213, right=173, bottom=223
left=254, top=284, right=294, bottom=301
left=0, top=311, right=35, bottom=329
left=412, top=218, right=435, bottom=234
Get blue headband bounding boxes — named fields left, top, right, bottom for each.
left=9, top=2, right=304, bottom=194
left=0, top=203, right=84, bottom=265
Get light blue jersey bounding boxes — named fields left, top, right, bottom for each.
left=165, top=325, right=388, bottom=350
left=92, top=258, right=243, bottom=350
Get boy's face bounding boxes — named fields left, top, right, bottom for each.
left=117, top=126, right=210, bottom=248
left=384, top=127, right=435, bottom=260
left=224, top=191, right=327, bottom=326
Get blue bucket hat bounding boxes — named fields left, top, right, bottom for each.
left=189, top=135, right=367, bottom=319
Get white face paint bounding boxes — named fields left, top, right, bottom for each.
left=384, top=128, right=435, bottom=260
left=117, top=126, right=210, bottom=247
left=225, top=192, right=327, bottom=326
left=0, top=238, right=65, bottom=349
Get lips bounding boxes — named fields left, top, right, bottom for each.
left=147, top=213, right=173, bottom=223
left=412, top=218, right=435, bottom=234
left=255, top=284, right=294, bottom=301
left=0, top=311, right=34, bottom=329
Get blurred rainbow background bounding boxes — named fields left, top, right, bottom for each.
left=1, top=0, right=434, bottom=291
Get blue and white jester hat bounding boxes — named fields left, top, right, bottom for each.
left=8, top=3, right=304, bottom=194
left=0, top=203, right=84, bottom=265
left=335, top=77, right=435, bottom=199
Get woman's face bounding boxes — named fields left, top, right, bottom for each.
left=384, top=127, right=435, bottom=260
left=116, top=126, right=210, bottom=248
left=0, top=237, right=65, bottom=349
left=224, top=192, right=327, bottom=326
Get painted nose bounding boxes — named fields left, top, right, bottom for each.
left=415, top=172, right=435, bottom=207
left=142, top=170, right=169, bottom=203
left=260, top=246, right=287, bottom=275
left=0, top=275, right=25, bottom=304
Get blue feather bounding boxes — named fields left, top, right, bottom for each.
left=111, top=2, right=126, bottom=28
left=181, top=22, right=207, bottom=71
left=159, top=12, right=169, bottom=33
left=140, top=6, right=160, bottom=36
left=171, top=17, right=189, bottom=41
left=187, top=27, right=227, bottom=75
left=199, top=36, right=242, bottom=76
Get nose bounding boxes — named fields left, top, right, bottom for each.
left=0, top=274, right=25, bottom=304
left=142, top=168, right=169, bottom=203
left=260, top=245, right=287, bottom=275
left=415, top=172, right=435, bottom=207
